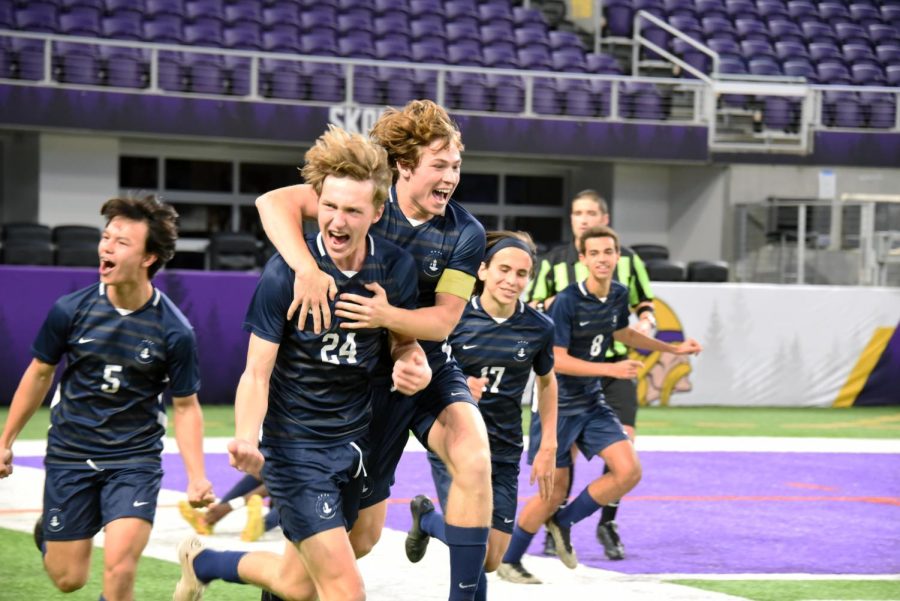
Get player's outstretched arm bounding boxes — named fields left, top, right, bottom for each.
left=553, top=346, right=643, bottom=379
left=338, top=286, right=469, bottom=342
left=614, top=327, right=703, bottom=356
left=0, top=358, right=57, bottom=479
left=389, top=335, right=432, bottom=396
left=256, top=184, right=337, bottom=334
left=531, top=370, right=559, bottom=501
left=172, top=393, right=215, bottom=507
left=230, top=334, right=279, bottom=477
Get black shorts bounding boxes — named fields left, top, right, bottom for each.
left=600, top=375, right=638, bottom=428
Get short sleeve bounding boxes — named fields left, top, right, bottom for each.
left=446, top=218, right=486, bottom=277
left=243, top=257, right=294, bottom=344
left=31, top=300, right=72, bottom=365
left=167, top=328, right=201, bottom=397
left=549, top=292, right=573, bottom=349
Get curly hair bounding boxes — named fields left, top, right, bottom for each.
left=577, top=225, right=620, bottom=255
left=474, top=230, right=537, bottom=296
left=369, top=99, right=464, bottom=176
left=100, top=195, right=178, bottom=277
left=301, top=125, right=392, bottom=209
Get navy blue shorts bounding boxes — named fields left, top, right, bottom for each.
left=427, top=451, right=520, bottom=534
left=360, top=360, right=474, bottom=510
left=261, top=442, right=367, bottom=543
left=42, top=461, right=163, bottom=542
left=528, top=403, right=629, bottom=468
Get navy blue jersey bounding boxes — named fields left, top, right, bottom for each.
left=449, top=297, right=554, bottom=462
left=371, top=186, right=485, bottom=362
left=32, top=283, right=200, bottom=465
left=244, top=234, right=418, bottom=447
left=549, top=281, right=631, bottom=416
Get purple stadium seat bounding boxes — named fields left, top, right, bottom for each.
left=843, top=43, right=878, bottom=65
left=337, top=12, right=373, bottom=36
left=102, top=47, right=147, bottom=88
left=262, top=29, right=300, bottom=53
left=665, top=0, right=696, bottom=17
left=301, top=30, right=338, bottom=56
left=531, top=77, right=561, bottom=115
left=824, top=91, right=863, bottom=127
left=479, top=3, right=513, bottom=25
left=817, top=61, right=852, bottom=83
left=158, top=51, right=187, bottom=91
left=224, top=22, right=262, bottom=49
left=262, top=3, right=299, bottom=28
left=373, top=38, right=411, bottom=61
left=604, top=0, right=633, bottom=37
left=185, top=0, right=223, bottom=21
left=557, top=77, right=594, bottom=116
left=735, top=19, right=770, bottom=42
left=763, top=97, right=794, bottom=130
left=300, top=6, right=337, bottom=32
left=340, top=37, right=375, bottom=58
left=481, top=22, right=515, bottom=44
left=852, top=63, right=886, bottom=85
left=16, top=3, right=59, bottom=33
left=517, top=46, right=552, bottom=70
left=640, top=26, right=670, bottom=59
left=708, top=38, right=743, bottom=61
left=717, top=56, right=748, bottom=105
left=102, top=12, right=142, bottom=39
left=54, top=43, right=103, bottom=85
left=447, top=41, right=482, bottom=65
left=0, top=0, right=13, bottom=28
left=260, top=59, right=304, bottom=99
left=552, top=47, right=586, bottom=72
left=635, top=0, right=666, bottom=15
left=802, top=22, right=838, bottom=44
left=484, top=45, right=518, bottom=67
left=376, top=13, right=412, bottom=40
left=303, top=62, right=344, bottom=101
left=447, top=22, right=480, bottom=44
left=696, top=0, right=727, bottom=19
left=378, top=67, right=417, bottom=105
left=702, top=16, right=736, bottom=40
left=410, top=16, right=444, bottom=40
left=486, top=73, right=524, bottom=112
left=767, top=19, right=804, bottom=43
left=876, top=44, right=900, bottom=65
left=775, top=40, right=809, bottom=62
left=819, top=2, right=852, bottom=23
left=445, top=1, right=479, bottom=28
left=409, top=0, right=444, bottom=19
left=787, top=0, right=817, bottom=20
left=350, top=64, right=379, bottom=104
left=835, top=23, right=869, bottom=46
left=146, top=0, right=183, bottom=16
left=224, top=0, right=261, bottom=24
left=64, top=0, right=104, bottom=9
left=757, top=0, right=788, bottom=20
left=375, top=0, right=408, bottom=15
left=883, top=6, right=900, bottom=27
left=861, top=92, right=896, bottom=128
left=220, top=55, right=248, bottom=95
left=513, top=6, right=545, bottom=28
left=809, top=42, right=842, bottom=62
left=184, top=54, right=226, bottom=94
left=60, top=7, right=102, bottom=36
left=105, top=0, right=144, bottom=11
left=623, top=82, right=665, bottom=120
left=549, top=30, right=584, bottom=52
left=673, top=38, right=711, bottom=74
left=515, top=28, right=550, bottom=49
left=411, top=39, right=447, bottom=63
left=10, top=40, right=45, bottom=80
left=585, top=52, right=622, bottom=74
left=338, top=0, right=373, bottom=19
left=185, top=20, right=223, bottom=47
left=868, top=24, right=899, bottom=46
left=742, top=39, right=776, bottom=60
left=849, top=3, right=883, bottom=26
left=144, top=15, right=185, bottom=43
left=783, top=58, right=817, bottom=81
left=887, top=64, right=900, bottom=86
left=725, top=0, right=756, bottom=20
left=748, top=56, right=782, bottom=76
left=668, top=14, right=702, bottom=39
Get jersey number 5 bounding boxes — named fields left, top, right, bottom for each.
left=321, top=333, right=358, bottom=365
left=101, top=364, right=123, bottom=393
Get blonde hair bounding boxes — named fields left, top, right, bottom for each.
left=301, top=125, right=392, bottom=209
left=369, top=99, right=464, bottom=177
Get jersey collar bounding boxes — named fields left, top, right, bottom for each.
left=315, top=232, right=376, bottom=259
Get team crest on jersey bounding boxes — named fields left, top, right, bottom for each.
left=315, top=493, right=339, bottom=520
left=513, top=340, right=530, bottom=362
left=422, top=250, right=444, bottom=278
left=47, top=508, right=64, bottom=533
left=611, top=314, right=618, bottom=329
left=135, top=339, right=156, bottom=364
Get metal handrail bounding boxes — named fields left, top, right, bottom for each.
left=632, top=9, right=718, bottom=82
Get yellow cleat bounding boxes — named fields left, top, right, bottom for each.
left=178, top=500, right=213, bottom=536
left=240, top=494, right=264, bottom=542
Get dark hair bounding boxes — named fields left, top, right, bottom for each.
left=577, top=225, right=620, bottom=255
left=473, top=230, right=537, bottom=296
left=569, top=189, right=609, bottom=215
left=100, top=195, right=178, bottom=277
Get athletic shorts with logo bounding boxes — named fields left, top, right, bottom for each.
left=528, top=402, right=629, bottom=468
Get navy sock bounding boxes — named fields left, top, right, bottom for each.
left=473, top=569, right=487, bottom=601
left=555, top=488, right=602, bottom=528
left=420, top=509, right=447, bottom=543
left=445, top=524, right=488, bottom=601
left=502, top=524, right=536, bottom=564
left=193, top=549, right=247, bottom=584
left=98, top=596, right=107, bottom=601
left=222, top=474, right=262, bottom=503
left=264, top=506, right=280, bottom=531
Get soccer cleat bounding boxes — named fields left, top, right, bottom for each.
left=404, top=494, right=434, bottom=563
left=241, top=495, right=264, bottom=542
left=33, top=515, right=44, bottom=553
left=596, top=520, right=626, bottom=560
left=178, top=500, right=213, bottom=535
left=542, top=532, right=557, bottom=556
left=545, top=514, right=577, bottom=569
left=173, top=534, right=207, bottom=601
left=496, top=561, right=542, bottom=584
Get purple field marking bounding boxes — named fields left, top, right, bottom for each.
left=15, top=450, right=900, bottom=574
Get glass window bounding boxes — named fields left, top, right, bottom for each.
left=120, top=156, right=158, bottom=189
left=455, top=173, right=500, bottom=204
left=165, top=159, right=233, bottom=192
left=171, top=203, right=232, bottom=236
left=239, top=162, right=303, bottom=195
left=505, top=175, right=564, bottom=206
left=504, top=216, right=563, bottom=247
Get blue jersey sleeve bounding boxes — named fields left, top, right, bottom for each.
left=447, top=218, right=486, bottom=277
left=549, top=292, right=574, bottom=349
left=31, top=298, right=73, bottom=365
left=390, top=250, right=419, bottom=310
left=167, top=329, right=201, bottom=397
left=243, top=257, right=294, bottom=344
left=533, top=325, right=555, bottom=376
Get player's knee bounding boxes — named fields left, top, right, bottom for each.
left=351, top=530, right=380, bottom=559
left=483, top=548, right=503, bottom=572
left=447, top=445, right=491, bottom=489
left=104, top=560, right=137, bottom=588
left=50, top=570, right=89, bottom=593
left=619, top=461, right=642, bottom=492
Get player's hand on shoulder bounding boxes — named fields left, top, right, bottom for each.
left=290, top=265, right=337, bottom=335
left=187, top=477, right=216, bottom=508
left=227, top=438, right=265, bottom=478
left=466, top=376, right=490, bottom=402
left=611, top=359, right=643, bottom=379
left=676, top=338, right=703, bottom=355
left=336, top=282, right=390, bottom=330
left=0, top=447, right=13, bottom=478
left=392, top=352, right=432, bottom=395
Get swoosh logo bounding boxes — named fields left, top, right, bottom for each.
left=450, top=392, right=466, bottom=396
left=503, top=517, right=514, bottom=524
left=78, top=337, right=95, bottom=344
left=579, top=321, right=590, bottom=326
left=458, top=582, right=478, bottom=589
left=133, top=501, right=150, bottom=507
left=462, top=344, right=478, bottom=350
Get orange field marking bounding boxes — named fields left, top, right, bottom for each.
left=786, top=482, right=839, bottom=491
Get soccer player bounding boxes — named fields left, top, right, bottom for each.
left=0, top=196, right=215, bottom=601
left=255, top=100, right=491, bottom=600
left=178, top=474, right=278, bottom=541
left=528, top=189, right=656, bottom=559
left=173, top=126, right=430, bottom=601
left=405, top=230, right=558, bottom=597
left=499, top=225, right=702, bottom=580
